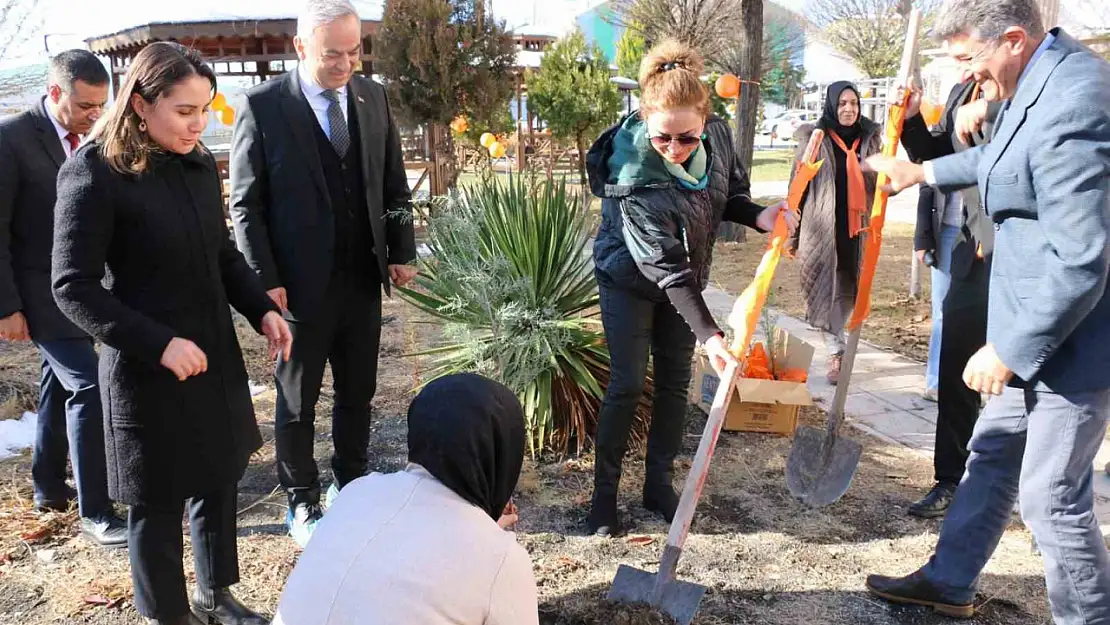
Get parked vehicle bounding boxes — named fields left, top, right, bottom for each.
left=760, top=109, right=817, bottom=139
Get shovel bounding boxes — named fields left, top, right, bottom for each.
left=785, top=328, right=863, bottom=507
left=607, top=357, right=741, bottom=625
left=607, top=198, right=798, bottom=623
left=785, top=8, right=922, bottom=508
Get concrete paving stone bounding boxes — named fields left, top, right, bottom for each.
left=877, top=388, right=938, bottom=413
left=856, top=372, right=929, bottom=393
left=842, top=392, right=900, bottom=417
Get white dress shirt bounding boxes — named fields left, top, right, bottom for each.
left=297, top=65, right=349, bottom=141
left=44, top=98, right=78, bottom=159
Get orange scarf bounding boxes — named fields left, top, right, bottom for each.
left=829, top=132, right=867, bottom=237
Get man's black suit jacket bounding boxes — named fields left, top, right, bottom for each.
left=902, top=81, right=1001, bottom=280
left=0, top=98, right=88, bottom=340
left=229, top=71, right=415, bottom=321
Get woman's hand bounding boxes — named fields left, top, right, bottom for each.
left=756, top=201, right=797, bottom=236
left=703, top=333, right=739, bottom=377
left=261, top=311, right=293, bottom=362
left=161, top=338, right=208, bottom=382
left=498, top=500, right=519, bottom=530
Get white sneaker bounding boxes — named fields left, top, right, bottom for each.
left=923, top=388, right=938, bottom=403
left=324, top=483, right=341, bottom=510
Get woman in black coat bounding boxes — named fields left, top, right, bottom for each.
left=52, top=42, right=291, bottom=625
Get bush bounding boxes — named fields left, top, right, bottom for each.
left=398, top=175, right=652, bottom=455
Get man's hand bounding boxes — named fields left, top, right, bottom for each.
left=755, top=200, right=797, bottom=236
left=963, top=344, right=1014, bottom=396
left=0, top=312, right=30, bottom=342
left=916, top=249, right=928, bottom=265
left=261, top=311, right=293, bottom=361
left=497, top=500, right=519, bottom=530
left=892, top=84, right=924, bottom=119
left=955, top=99, right=990, bottom=146
left=388, top=264, right=419, bottom=288
left=863, top=155, right=926, bottom=195
left=266, top=287, right=288, bottom=313
left=160, top=338, right=208, bottom=382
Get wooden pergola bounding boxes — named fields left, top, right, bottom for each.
left=85, top=18, right=381, bottom=94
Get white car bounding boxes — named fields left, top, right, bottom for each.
left=761, top=109, right=817, bottom=139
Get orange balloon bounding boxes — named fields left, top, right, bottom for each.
left=219, top=107, right=235, bottom=126
left=488, top=141, right=507, bottom=159
left=450, top=116, right=469, bottom=134
left=212, top=92, right=228, bottom=111
left=715, top=73, right=740, bottom=99
left=921, top=98, right=944, bottom=127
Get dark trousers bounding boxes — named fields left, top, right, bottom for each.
left=128, top=484, right=239, bottom=619
left=274, top=274, right=382, bottom=506
left=933, top=258, right=990, bottom=485
left=31, top=338, right=110, bottom=518
left=594, top=285, right=697, bottom=497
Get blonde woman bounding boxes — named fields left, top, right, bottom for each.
left=585, top=40, right=792, bottom=536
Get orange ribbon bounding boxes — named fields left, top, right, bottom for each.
left=846, top=94, right=911, bottom=331
left=726, top=207, right=793, bottom=361
left=828, top=132, right=868, bottom=237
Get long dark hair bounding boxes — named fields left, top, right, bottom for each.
left=88, top=42, right=217, bottom=174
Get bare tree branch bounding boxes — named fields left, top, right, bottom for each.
left=805, top=0, right=939, bottom=78
left=611, top=0, right=744, bottom=59
left=0, top=0, right=42, bottom=62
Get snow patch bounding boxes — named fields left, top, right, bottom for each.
left=0, top=412, right=38, bottom=461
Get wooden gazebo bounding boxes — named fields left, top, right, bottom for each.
left=85, top=17, right=381, bottom=94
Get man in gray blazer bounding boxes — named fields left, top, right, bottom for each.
left=864, top=0, right=1110, bottom=622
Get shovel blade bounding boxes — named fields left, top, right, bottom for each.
left=785, top=425, right=863, bottom=507
left=607, top=564, right=707, bottom=625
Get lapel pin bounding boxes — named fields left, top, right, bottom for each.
left=357, top=95, right=365, bottom=103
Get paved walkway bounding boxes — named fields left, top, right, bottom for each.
left=700, top=284, right=1110, bottom=533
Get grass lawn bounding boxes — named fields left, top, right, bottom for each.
left=750, top=149, right=795, bottom=183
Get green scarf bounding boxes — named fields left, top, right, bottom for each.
left=663, top=143, right=708, bottom=190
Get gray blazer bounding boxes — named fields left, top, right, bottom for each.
left=931, top=28, right=1110, bottom=393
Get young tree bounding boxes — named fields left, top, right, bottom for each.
left=615, top=27, right=645, bottom=82
left=806, top=0, right=940, bottom=78
left=376, top=0, right=517, bottom=184
left=527, top=30, right=622, bottom=204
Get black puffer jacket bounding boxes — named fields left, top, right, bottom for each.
left=587, top=113, right=766, bottom=341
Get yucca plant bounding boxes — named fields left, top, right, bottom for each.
left=398, top=175, right=652, bottom=456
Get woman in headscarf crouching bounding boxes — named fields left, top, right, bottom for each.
left=791, top=81, right=882, bottom=384
left=272, top=373, right=538, bottom=625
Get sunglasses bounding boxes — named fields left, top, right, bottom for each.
left=649, top=133, right=702, bottom=147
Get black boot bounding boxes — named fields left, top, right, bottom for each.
left=908, top=482, right=957, bottom=519
left=866, top=570, right=974, bottom=618
left=642, top=477, right=679, bottom=523
left=147, top=614, right=206, bottom=625
left=587, top=486, right=622, bottom=538
left=191, top=587, right=269, bottom=625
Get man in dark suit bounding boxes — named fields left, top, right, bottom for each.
left=0, top=50, right=126, bottom=547
left=898, top=77, right=1002, bottom=518
left=866, top=0, right=1110, bottom=620
left=230, top=0, right=416, bottom=547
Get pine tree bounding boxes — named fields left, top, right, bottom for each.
left=527, top=30, right=622, bottom=205
left=376, top=0, right=518, bottom=163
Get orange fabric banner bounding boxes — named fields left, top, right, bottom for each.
left=847, top=95, right=911, bottom=331
left=727, top=207, right=793, bottom=360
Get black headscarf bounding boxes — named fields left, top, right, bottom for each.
left=817, top=80, right=864, bottom=144
left=407, top=373, right=526, bottom=521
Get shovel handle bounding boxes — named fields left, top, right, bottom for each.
left=656, top=359, right=739, bottom=586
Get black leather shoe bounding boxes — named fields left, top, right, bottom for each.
left=643, top=484, right=679, bottom=523
left=866, top=570, right=974, bottom=618
left=908, top=482, right=957, bottom=519
left=191, top=587, right=269, bottom=625
left=33, top=485, right=78, bottom=512
left=586, top=492, right=621, bottom=538
left=81, top=513, right=128, bottom=548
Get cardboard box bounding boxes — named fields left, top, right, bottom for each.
left=689, top=329, right=815, bottom=435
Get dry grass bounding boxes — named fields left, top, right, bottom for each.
left=712, top=220, right=934, bottom=362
